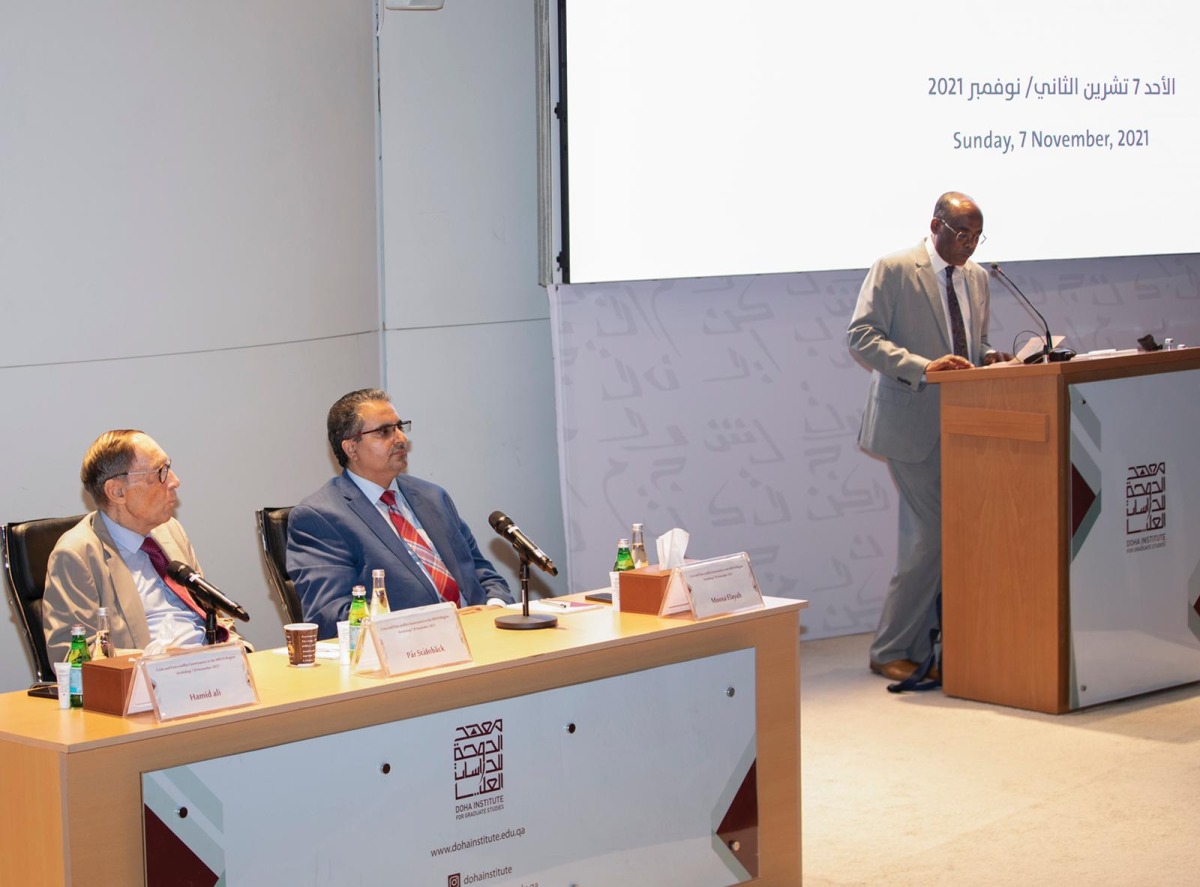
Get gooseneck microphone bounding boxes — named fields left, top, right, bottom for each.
left=990, top=263, right=1052, bottom=362
left=488, top=511, right=559, bottom=576
left=167, top=560, right=251, bottom=622
left=990, top=263, right=1073, bottom=363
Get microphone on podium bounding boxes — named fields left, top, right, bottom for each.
left=989, top=263, right=1075, bottom=363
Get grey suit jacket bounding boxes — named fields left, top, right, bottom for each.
left=42, top=512, right=199, bottom=663
left=847, top=241, right=992, bottom=463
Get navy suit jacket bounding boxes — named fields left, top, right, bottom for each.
left=286, top=472, right=514, bottom=638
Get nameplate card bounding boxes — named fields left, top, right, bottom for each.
left=125, top=664, right=153, bottom=716
left=356, top=602, right=472, bottom=678
left=137, top=643, right=259, bottom=722
left=680, top=553, right=765, bottom=620
left=657, top=569, right=693, bottom=617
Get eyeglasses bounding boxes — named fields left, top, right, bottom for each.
left=349, top=420, right=411, bottom=442
left=939, top=219, right=986, bottom=247
left=109, top=460, right=173, bottom=485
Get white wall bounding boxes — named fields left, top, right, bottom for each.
left=377, top=1, right=567, bottom=596
left=0, top=2, right=381, bottom=691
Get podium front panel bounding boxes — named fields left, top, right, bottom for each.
left=1068, top=370, right=1200, bottom=707
left=936, top=351, right=1200, bottom=712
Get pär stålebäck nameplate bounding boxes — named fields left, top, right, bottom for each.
left=356, top=601, right=472, bottom=677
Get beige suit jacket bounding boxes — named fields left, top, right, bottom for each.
left=42, top=512, right=199, bottom=663
left=847, top=241, right=992, bottom=463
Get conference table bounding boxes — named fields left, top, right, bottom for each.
left=0, top=596, right=804, bottom=886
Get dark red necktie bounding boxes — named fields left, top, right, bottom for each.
left=140, top=536, right=207, bottom=620
left=379, top=490, right=461, bottom=606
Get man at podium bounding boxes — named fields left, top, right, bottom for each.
left=847, top=191, right=1011, bottom=682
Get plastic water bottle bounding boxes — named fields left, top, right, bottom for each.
left=67, top=624, right=91, bottom=708
left=348, top=585, right=368, bottom=658
left=613, top=539, right=635, bottom=572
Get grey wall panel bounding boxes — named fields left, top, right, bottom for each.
left=0, top=2, right=379, bottom=366
left=378, top=0, right=546, bottom=330
left=376, top=0, right=564, bottom=604
left=0, top=1, right=381, bottom=692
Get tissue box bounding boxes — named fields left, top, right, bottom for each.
left=82, top=655, right=138, bottom=715
left=618, top=565, right=674, bottom=615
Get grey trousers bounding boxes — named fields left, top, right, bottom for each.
left=869, top=443, right=942, bottom=664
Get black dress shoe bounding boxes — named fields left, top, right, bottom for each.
left=869, top=659, right=918, bottom=681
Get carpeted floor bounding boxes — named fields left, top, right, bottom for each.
left=800, top=632, right=1200, bottom=886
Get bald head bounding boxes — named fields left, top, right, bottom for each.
left=933, top=191, right=979, bottom=221
left=930, top=191, right=984, bottom=266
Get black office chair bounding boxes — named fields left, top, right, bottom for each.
left=256, top=506, right=302, bottom=624
left=2, top=514, right=86, bottom=686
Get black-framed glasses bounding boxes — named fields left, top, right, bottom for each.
left=349, top=420, right=411, bottom=442
left=109, top=460, right=172, bottom=485
left=939, top=219, right=987, bottom=247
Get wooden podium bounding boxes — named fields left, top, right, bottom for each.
left=931, top=348, right=1200, bottom=713
left=0, top=598, right=804, bottom=885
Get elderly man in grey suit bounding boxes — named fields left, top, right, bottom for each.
left=848, top=191, right=1012, bottom=682
left=42, top=429, right=238, bottom=662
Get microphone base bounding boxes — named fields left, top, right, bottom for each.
left=495, top=613, right=558, bottom=631
left=1023, top=347, right=1076, bottom=365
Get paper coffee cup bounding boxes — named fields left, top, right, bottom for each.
left=284, top=623, right=319, bottom=667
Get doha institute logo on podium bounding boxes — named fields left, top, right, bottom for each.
left=1125, top=461, right=1166, bottom=551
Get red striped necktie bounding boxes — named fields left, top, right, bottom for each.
left=378, top=490, right=461, bottom=607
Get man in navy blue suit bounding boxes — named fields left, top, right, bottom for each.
left=287, top=388, right=514, bottom=638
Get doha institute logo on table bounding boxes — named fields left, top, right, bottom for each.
left=453, top=718, right=505, bottom=812
left=445, top=718, right=531, bottom=887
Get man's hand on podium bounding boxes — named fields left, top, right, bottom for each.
left=927, top=354, right=973, bottom=372
left=983, top=350, right=1016, bottom=365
